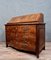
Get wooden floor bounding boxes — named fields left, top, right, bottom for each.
left=0, top=42, right=51, bottom=60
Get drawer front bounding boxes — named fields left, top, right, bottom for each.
left=6, top=25, right=36, bottom=34
left=17, top=25, right=36, bottom=33
left=16, top=32, right=36, bottom=43
left=15, top=42, right=36, bottom=52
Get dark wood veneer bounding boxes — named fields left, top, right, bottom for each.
left=5, top=13, right=45, bottom=58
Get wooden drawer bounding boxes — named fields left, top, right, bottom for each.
left=15, top=42, right=35, bottom=52
left=17, top=25, right=36, bottom=33
left=16, top=32, right=36, bottom=43
left=6, top=25, right=36, bottom=33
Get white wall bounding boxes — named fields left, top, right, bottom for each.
left=0, top=0, right=51, bottom=41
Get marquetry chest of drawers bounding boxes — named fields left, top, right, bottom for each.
left=5, top=13, right=45, bottom=58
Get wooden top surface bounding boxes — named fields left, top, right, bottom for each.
left=8, top=13, right=44, bottom=23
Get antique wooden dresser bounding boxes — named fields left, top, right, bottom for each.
left=5, top=13, right=45, bottom=58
